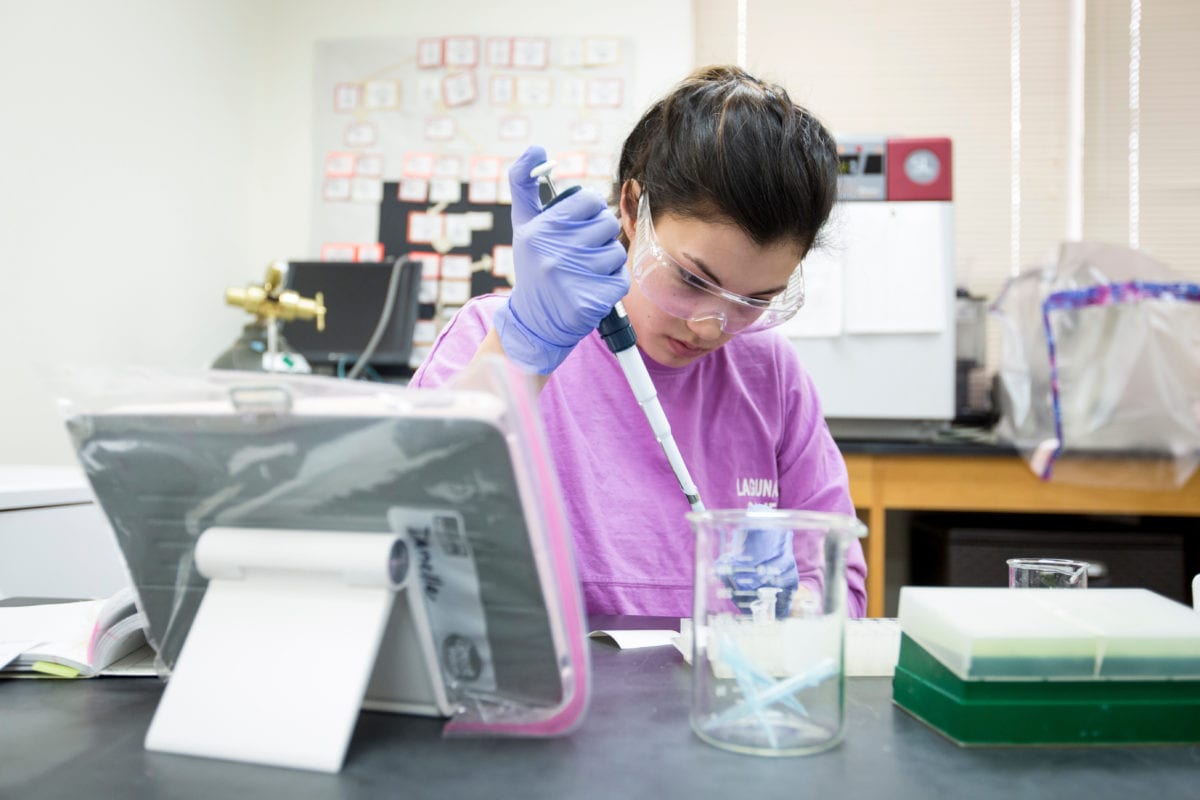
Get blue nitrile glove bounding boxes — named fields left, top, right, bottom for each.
left=719, top=529, right=800, bottom=620
left=492, top=145, right=630, bottom=375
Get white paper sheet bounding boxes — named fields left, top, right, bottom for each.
left=841, top=203, right=948, bottom=334
left=780, top=245, right=844, bottom=339
left=587, top=629, right=678, bottom=650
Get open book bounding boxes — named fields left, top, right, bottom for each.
left=0, top=587, right=155, bottom=677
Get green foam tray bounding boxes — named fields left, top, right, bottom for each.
left=892, top=634, right=1200, bottom=746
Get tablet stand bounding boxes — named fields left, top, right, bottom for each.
left=144, top=527, right=429, bottom=773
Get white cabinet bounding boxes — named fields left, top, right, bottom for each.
left=0, top=466, right=129, bottom=599
left=787, top=201, right=957, bottom=438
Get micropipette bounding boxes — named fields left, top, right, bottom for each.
left=531, top=161, right=706, bottom=513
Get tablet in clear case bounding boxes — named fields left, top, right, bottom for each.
left=59, top=359, right=590, bottom=738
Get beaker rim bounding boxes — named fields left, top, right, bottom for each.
left=1006, top=557, right=1090, bottom=568
left=685, top=508, right=867, bottom=538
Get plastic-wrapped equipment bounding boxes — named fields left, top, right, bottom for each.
left=992, top=241, right=1200, bottom=488
left=56, top=358, right=590, bottom=737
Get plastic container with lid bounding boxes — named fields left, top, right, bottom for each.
left=897, top=586, right=1200, bottom=681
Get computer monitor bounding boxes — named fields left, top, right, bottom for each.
left=282, top=259, right=421, bottom=375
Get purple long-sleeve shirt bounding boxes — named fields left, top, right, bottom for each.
left=412, top=296, right=868, bottom=617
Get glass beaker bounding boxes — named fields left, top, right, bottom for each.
left=687, top=508, right=867, bottom=757
left=1007, top=557, right=1089, bottom=589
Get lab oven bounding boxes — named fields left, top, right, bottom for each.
left=785, top=137, right=956, bottom=439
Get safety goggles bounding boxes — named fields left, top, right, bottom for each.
left=628, top=191, right=805, bottom=335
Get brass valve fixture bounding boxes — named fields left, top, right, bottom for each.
left=225, top=261, right=326, bottom=331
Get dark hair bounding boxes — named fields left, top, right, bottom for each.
left=616, top=65, right=839, bottom=253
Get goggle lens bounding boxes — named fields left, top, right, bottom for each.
left=629, top=192, right=804, bottom=334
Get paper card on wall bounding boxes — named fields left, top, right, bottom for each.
left=561, top=79, right=586, bottom=108
left=516, top=76, right=552, bottom=107
left=570, top=119, right=602, bottom=144
left=498, top=116, right=529, bottom=141
left=321, top=242, right=357, bottom=261
left=345, top=122, right=377, bottom=148
left=468, top=180, right=499, bottom=204
left=364, top=79, right=400, bottom=110
left=440, top=279, right=471, bottom=305
left=432, top=156, right=463, bottom=179
left=497, top=174, right=512, bottom=204
left=584, top=37, right=621, bottom=66
left=586, top=153, right=613, bottom=179
left=425, top=116, right=456, bottom=141
left=442, top=72, right=477, bottom=108
left=402, top=152, right=436, bottom=178
left=351, top=177, right=383, bottom=203
left=465, top=211, right=494, bottom=231
left=417, top=37, right=444, bottom=68
left=398, top=178, right=429, bottom=203
left=418, top=278, right=440, bottom=304
left=412, top=319, right=438, bottom=344
left=410, top=251, right=441, bottom=278
left=492, top=245, right=515, bottom=278
left=408, top=211, right=445, bottom=244
left=355, top=154, right=384, bottom=177
left=334, top=83, right=361, bottom=112
left=444, top=214, right=472, bottom=247
left=356, top=243, right=385, bottom=262
left=511, top=38, right=549, bottom=69
left=418, top=77, right=442, bottom=105
left=554, top=151, right=587, bottom=178
left=469, top=156, right=502, bottom=180
left=557, top=39, right=584, bottom=67
left=443, top=36, right=479, bottom=68
left=325, top=151, right=356, bottom=177
left=586, top=78, right=623, bottom=108
left=778, top=247, right=844, bottom=339
left=429, top=178, right=462, bottom=204
left=486, top=37, right=512, bottom=67
left=489, top=75, right=515, bottom=106
left=440, top=253, right=472, bottom=280
left=323, top=178, right=351, bottom=201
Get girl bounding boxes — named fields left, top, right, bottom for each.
left=412, top=65, right=868, bottom=618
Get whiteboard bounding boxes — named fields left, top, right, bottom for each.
left=310, top=35, right=637, bottom=258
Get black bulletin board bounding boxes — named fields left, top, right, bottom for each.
left=378, top=182, right=514, bottom=326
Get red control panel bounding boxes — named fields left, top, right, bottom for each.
left=885, top=137, right=952, bottom=201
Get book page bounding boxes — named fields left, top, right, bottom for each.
left=0, top=593, right=147, bottom=675
left=0, top=599, right=103, bottom=671
left=99, top=643, right=158, bottom=677
left=90, top=586, right=137, bottom=642
left=0, top=641, right=37, bottom=671
left=90, top=614, right=148, bottom=669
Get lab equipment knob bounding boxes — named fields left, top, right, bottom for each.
left=275, top=289, right=326, bottom=331
left=224, top=264, right=326, bottom=331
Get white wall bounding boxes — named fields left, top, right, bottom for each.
left=246, top=0, right=694, bottom=267
left=0, top=0, right=693, bottom=466
left=0, top=0, right=261, bottom=464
